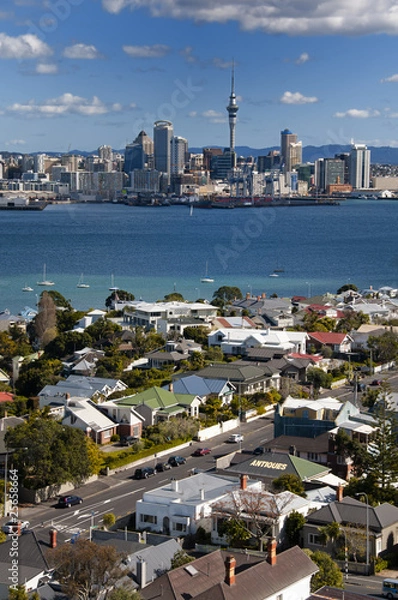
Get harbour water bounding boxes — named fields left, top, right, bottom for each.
left=1, top=200, right=397, bottom=315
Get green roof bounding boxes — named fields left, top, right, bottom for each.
left=116, top=386, right=196, bottom=410
left=289, top=454, right=328, bottom=479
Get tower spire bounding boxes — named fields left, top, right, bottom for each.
left=226, top=60, right=239, bottom=153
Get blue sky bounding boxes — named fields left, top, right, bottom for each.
left=3, top=0, right=398, bottom=153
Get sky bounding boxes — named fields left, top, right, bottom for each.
left=3, top=0, right=398, bottom=153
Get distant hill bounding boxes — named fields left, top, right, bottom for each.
left=4, top=144, right=398, bottom=164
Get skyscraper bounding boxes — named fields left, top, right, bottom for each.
left=153, top=120, right=173, bottom=181
left=280, top=129, right=302, bottom=173
left=349, top=143, right=370, bottom=189
left=124, top=131, right=153, bottom=175
left=226, top=64, right=239, bottom=153
left=171, top=136, right=188, bottom=175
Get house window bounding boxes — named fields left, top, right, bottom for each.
left=173, top=522, right=187, bottom=532
left=141, top=514, right=157, bottom=524
left=308, top=533, right=323, bottom=545
left=308, top=452, right=319, bottom=461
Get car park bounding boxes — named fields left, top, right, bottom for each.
left=192, top=448, right=211, bottom=456
left=227, top=433, right=244, bottom=443
left=57, top=495, right=83, bottom=508
left=155, top=461, right=171, bottom=472
left=2, top=520, right=29, bottom=534
left=134, top=467, right=156, bottom=479
left=168, top=455, right=187, bottom=467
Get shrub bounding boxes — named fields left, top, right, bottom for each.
left=103, top=513, right=116, bottom=529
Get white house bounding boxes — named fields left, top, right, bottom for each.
left=122, top=300, right=218, bottom=331
left=207, top=328, right=307, bottom=356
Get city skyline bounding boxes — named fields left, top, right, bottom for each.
left=3, top=2, right=398, bottom=153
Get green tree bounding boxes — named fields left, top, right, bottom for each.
left=108, top=589, right=142, bottom=600
left=368, top=331, right=398, bottom=363
left=44, top=330, right=93, bottom=359
left=337, top=284, right=358, bottom=294
left=306, top=367, right=333, bottom=390
left=103, top=513, right=116, bottom=529
left=5, top=415, right=96, bottom=490
left=304, top=549, right=343, bottom=591
left=334, top=429, right=369, bottom=478
left=163, top=292, right=185, bottom=302
left=367, top=386, right=398, bottom=489
left=105, top=289, right=135, bottom=308
left=15, top=357, right=63, bottom=397
left=46, top=290, right=73, bottom=310
left=284, top=510, right=305, bottom=547
left=170, top=550, right=194, bottom=569
left=212, top=286, right=242, bottom=307
left=272, top=473, right=306, bottom=497
left=183, top=326, right=209, bottom=346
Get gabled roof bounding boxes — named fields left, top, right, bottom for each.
left=226, top=451, right=330, bottom=482
left=169, top=375, right=235, bottom=396
left=0, top=530, right=50, bottom=586
left=306, top=496, right=398, bottom=531
left=308, top=332, right=351, bottom=344
left=140, top=546, right=317, bottom=600
left=197, top=363, right=272, bottom=383
left=64, top=399, right=116, bottom=431
left=116, top=386, right=196, bottom=410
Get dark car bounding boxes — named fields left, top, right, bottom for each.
left=120, top=436, right=139, bottom=446
left=134, top=467, right=156, bottom=479
left=57, top=495, right=83, bottom=508
left=371, top=379, right=382, bottom=386
left=168, top=455, right=187, bottom=467
left=192, top=448, right=211, bottom=457
left=253, top=446, right=265, bottom=455
left=155, top=461, right=171, bottom=472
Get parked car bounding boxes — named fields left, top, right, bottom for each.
left=57, top=495, right=83, bottom=508
left=134, top=467, right=156, bottom=479
left=168, top=455, right=187, bottom=467
left=155, top=461, right=171, bottom=472
left=227, top=433, right=244, bottom=443
left=192, top=448, right=211, bottom=457
left=120, top=436, right=139, bottom=446
left=253, top=446, right=265, bottom=455
left=2, top=520, right=29, bottom=534
left=371, top=379, right=382, bottom=386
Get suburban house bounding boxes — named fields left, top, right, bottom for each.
left=350, top=323, right=398, bottom=351
left=303, top=495, right=398, bottom=561
left=208, top=328, right=307, bottom=356
left=62, top=398, right=118, bottom=444
left=145, top=339, right=203, bottom=369
left=212, top=315, right=258, bottom=329
left=73, top=309, right=107, bottom=331
left=140, top=544, right=318, bottom=600
left=274, top=396, right=359, bottom=438
left=167, top=374, right=236, bottom=404
left=195, top=361, right=280, bottom=395
left=113, top=386, right=201, bottom=427
left=62, top=348, right=106, bottom=376
left=122, top=300, right=218, bottom=332
left=38, top=375, right=128, bottom=409
left=135, top=472, right=262, bottom=537
left=307, top=332, right=353, bottom=354
left=94, top=399, right=144, bottom=440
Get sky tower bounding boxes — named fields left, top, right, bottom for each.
left=226, top=63, right=239, bottom=152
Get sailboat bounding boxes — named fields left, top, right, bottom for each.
left=109, top=274, right=119, bottom=292
left=37, top=264, right=54, bottom=286
left=77, top=273, right=90, bottom=289
left=200, top=261, right=214, bottom=283
left=22, top=283, right=33, bottom=292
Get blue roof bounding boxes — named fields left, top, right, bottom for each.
left=167, top=375, right=233, bottom=396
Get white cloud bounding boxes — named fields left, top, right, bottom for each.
left=123, top=44, right=170, bottom=58
left=280, top=91, right=318, bottom=105
left=6, top=93, right=122, bottom=117
left=63, top=44, right=102, bottom=60
left=0, top=33, right=52, bottom=59
left=334, top=108, right=380, bottom=118
left=35, top=63, right=58, bottom=74
left=296, top=52, right=309, bottom=64
left=190, top=109, right=225, bottom=123
left=101, top=0, right=398, bottom=36
left=212, top=57, right=233, bottom=69
left=5, top=139, right=26, bottom=146
left=381, top=74, right=398, bottom=82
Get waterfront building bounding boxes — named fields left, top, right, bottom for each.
left=280, top=128, right=302, bottom=174
left=170, top=136, right=188, bottom=174
left=124, top=131, right=154, bottom=177
left=349, top=143, right=371, bottom=189
left=153, top=120, right=173, bottom=182
left=130, top=169, right=161, bottom=193
left=98, top=145, right=113, bottom=161
left=314, top=158, right=345, bottom=192
left=34, top=153, right=46, bottom=174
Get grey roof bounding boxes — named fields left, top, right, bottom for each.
left=0, top=530, right=50, bottom=585
left=262, top=432, right=330, bottom=454
left=307, top=585, right=371, bottom=599
left=197, top=362, right=275, bottom=382
left=141, top=546, right=317, bottom=600
left=168, top=375, right=235, bottom=396
left=306, top=496, right=398, bottom=531
left=128, top=538, right=182, bottom=586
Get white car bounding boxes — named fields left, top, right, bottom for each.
left=2, top=520, right=30, bottom=534
left=227, top=433, right=244, bottom=443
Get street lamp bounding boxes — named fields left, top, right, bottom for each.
left=356, top=492, right=370, bottom=574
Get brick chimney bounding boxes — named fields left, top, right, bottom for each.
left=240, top=474, right=247, bottom=490
left=49, top=528, right=57, bottom=548
left=224, top=555, right=236, bottom=586
left=267, top=538, right=277, bottom=566
left=336, top=484, right=344, bottom=502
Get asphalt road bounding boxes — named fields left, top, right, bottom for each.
left=15, top=415, right=274, bottom=539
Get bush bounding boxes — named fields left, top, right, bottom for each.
left=374, top=556, right=389, bottom=573
left=110, top=434, right=120, bottom=443
left=103, top=513, right=116, bottom=529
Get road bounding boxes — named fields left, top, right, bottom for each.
left=16, top=415, right=274, bottom=540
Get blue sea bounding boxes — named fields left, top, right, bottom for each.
left=1, top=200, right=397, bottom=315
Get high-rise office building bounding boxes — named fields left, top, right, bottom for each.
left=349, top=143, right=370, bottom=189
left=124, top=131, right=154, bottom=175
left=153, top=120, right=173, bottom=181
left=171, top=136, right=188, bottom=174
left=314, top=158, right=345, bottom=192
left=280, top=129, right=302, bottom=173
left=98, top=145, right=113, bottom=161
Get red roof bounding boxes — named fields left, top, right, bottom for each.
left=289, top=352, right=322, bottom=363
left=0, top=392, right=13, bottom=403
left=308, top=332, right=348, bottom=344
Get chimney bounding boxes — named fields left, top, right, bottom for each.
left=267, top=538, right=277, bottom=566
left=336, top=484, right=344, bottom=502
left=169, top=382, right=173, bottom=392
left=262, top=293, right=266, bottom=299
left=224, top=555, right=236, bottom=586
left=200, top=488, right=205, bottom=501
left=49, top=528, right=57, bottom=548
left=240, top=474, right=247, bottom=490
left=246, top=292, right=250, bottom=299
left=137, top=557, right=147, bottom=588
left=171, top=478, right=179, bottom=492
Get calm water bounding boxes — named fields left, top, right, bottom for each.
left=1, top=200, right=397, bottom=314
